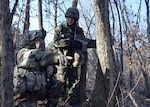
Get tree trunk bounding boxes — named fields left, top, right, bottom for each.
left=38, top=0, right=43, bottom=30
left=145, top=0, right=150, bottom=42
left=79, top=52, right=87, bottom=105
left=22, top=0, right=31, bottom=47
left=92, top=0, right=119, bottom=106
left=0, top=0, right=14, bottom=106
left=54, top=0, right=58, bottom=27
left=23, top=0, right=30, bottom=33
left=144, top=2, right=150, bottom=96
left=141, top=68, right=150, bottom=97
left=91, top=60, right=109, bottom=107
left=72, top=0, right=78, bottom=8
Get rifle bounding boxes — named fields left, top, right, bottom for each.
left=73, top=35, right=96, bottom=52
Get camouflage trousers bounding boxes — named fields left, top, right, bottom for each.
left=56, top=65, right=80, bottom=105
left=55, top=48, right=82, bottom=106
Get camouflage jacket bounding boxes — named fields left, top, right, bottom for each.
left=53, top=22, right=85, bottom=49
left=17, top=48, right=60, bottom=68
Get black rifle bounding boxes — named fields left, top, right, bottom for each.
left=72, top=35, right=96, bottom=52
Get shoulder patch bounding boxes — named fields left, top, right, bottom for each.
left=17, top=48, right=29, bottom=62
left=54, top=25, right=62, bottom=33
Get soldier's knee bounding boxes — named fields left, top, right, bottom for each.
left=47, top=79, right=64, bottom=98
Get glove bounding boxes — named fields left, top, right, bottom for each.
left=58, top=55, right=68, bottom=66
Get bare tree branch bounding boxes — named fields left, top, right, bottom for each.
left=72, top=0, right=78, bottom=8
left=129, top=93, right=139, bottom=107
left=10, top=0, right=19, bottom=23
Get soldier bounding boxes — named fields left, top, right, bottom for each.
left=13, top=29, right=68, bottom=107
left=53, top=7, right=85, bottom=107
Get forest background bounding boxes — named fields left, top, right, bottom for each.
left=0, top=0, right=150, bottom=107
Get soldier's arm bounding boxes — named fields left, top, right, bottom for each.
left=53, top=25, right=62, bottom=46
left=38, top=51, right=71, bottom=67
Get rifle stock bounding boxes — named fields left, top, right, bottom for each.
left=74, top=37, right=96, bottom=52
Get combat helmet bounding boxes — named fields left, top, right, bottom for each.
left=22, top=29, right=46, bottom=49
left=29, top=29, right=46, bottom=41
left=65, top=7, right=79, bottom=20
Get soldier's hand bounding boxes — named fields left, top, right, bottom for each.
left=58, top=55, right=72, bottom=66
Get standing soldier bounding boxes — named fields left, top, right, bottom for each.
left=13, top=29, right=68, bottom=107
left=53, top=7, right=85, bottom=107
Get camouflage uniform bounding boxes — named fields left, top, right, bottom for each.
left=13, top=29, right=65, bottom=107
left=53, top=7, right=85, bottom=106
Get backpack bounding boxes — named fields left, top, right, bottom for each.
left=13, top=48, right=47, bottom=94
